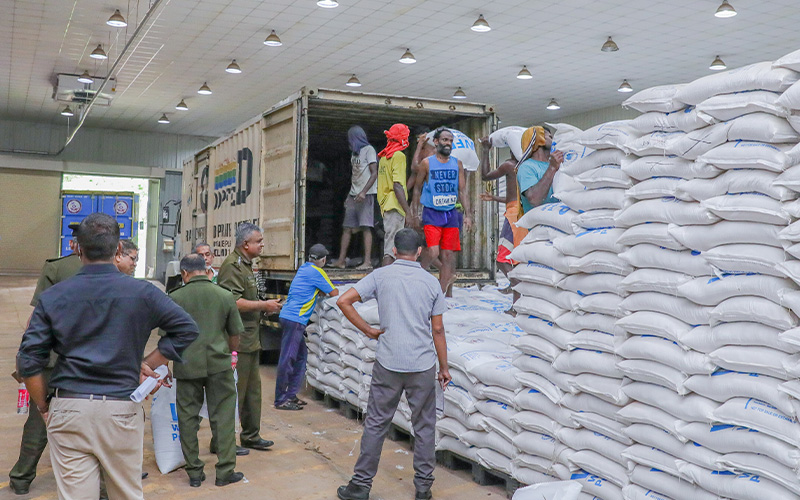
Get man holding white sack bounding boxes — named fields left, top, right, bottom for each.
left=336, top=228, right=450, bottom=500
left=16, top=213, right=198, bottom=500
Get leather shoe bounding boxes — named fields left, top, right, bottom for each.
left=337, top=481, right=370, bottom=500
left=415, top=489, right=432, bottom=500
left=10, top=482, right=30, bottom=495
left=215, top=471, right=244, bottom=486
left=142, top=472, right=149, bottom=480
left=189, top=471, right=206, bottom=488
left=241, top=438, right=274, bottom=451
left=210, top=444, right=250, bottom=456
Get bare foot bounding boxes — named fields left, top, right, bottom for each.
left=355, top=262, right=372, bottom=270
left=331, top=260, right=347, bottom=269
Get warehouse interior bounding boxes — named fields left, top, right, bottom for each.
left=5, top=0, right=800, bottom=499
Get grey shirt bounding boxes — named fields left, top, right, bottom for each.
left=353, top=259, right=447, bottom=372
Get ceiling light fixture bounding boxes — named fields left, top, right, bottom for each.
left=226, top=60, right=242, bottom=74
left=316, top=0, right=339, bottom=8
left=471, top=14, right=491, bottom=32
left=175, top=100, right=189, bottom=111
left=197, top=82, right=212, bottom=95
left=399, top=49, right=416, bottom=64
left=61, top=106, right=74, bottom=117
left=601, top=36, right=619, bottom=52
left=517, top=65, right=533, bottom=80
left=264, top=30, right=282, bottom=46
left=618, top=79, right=633, bottom=92
left=346, top=75, right=362, bottom=87
left=710, top=55, right=727, bottom=70
left=77, top=71, right=94, bottom=84
left=715, top=0, right=737, bottom=18
left=158, top=114, right=170, bottom=124
left=453, top=87, right=467, bottom=99
left=106, top=9, right=127, bottom=27
left=546, top=98, right=560, bottom=110
left=90, top=44, right=108, bottom=60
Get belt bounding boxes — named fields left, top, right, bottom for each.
left=53, top=388, right=129, bottom=401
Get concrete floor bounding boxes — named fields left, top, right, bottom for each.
left=0, top=276, right=504, bottom=499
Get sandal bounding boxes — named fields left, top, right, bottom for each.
left=292, top=397, right=308, bottom=406
left=275, top=400, right=303, bottom=411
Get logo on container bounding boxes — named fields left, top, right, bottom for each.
left=114, top=200, right=129, bottom=215
left=66, top=199, right=82, bottom=214
left=213, top=147, right=253, bottom=210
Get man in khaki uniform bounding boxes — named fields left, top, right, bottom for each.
left=167, top=254, right=244, bottom=488
left=9, top=223, right=81, bottom=495
left=217, top=223, right=281, bottom=451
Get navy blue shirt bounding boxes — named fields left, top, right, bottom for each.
left=17, top=264, right=199, bottom=399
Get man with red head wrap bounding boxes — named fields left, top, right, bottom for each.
left=376, top=124, right=412, bottom=267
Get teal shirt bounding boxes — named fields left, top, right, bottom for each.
left=518, top=159, right=557, bottom=213
left=279, top=262, right=336, bottom=325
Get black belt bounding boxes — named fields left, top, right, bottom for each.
left=53, top=389, right=129, bottom=401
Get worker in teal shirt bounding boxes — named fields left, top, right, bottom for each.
left=516, top=126, right=564, bottom=213
left=275, top=244, right=339, bottom=410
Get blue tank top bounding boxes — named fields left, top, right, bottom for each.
left=421, top=155, right=459, bottom=211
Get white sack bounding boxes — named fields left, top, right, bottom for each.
left=616, top=311, right=693, bottom=343
left=701, top=193, right=790, bottom=224
left=678, top=169, right=796, bottom=201
left=616, top=359, right=688, bottom=394
left=675, top=61, right=799, bottom=105
left=569, top=251, right=633, bottom=275
left=489, top=126, right=526, bottom=162
left=709, top=296, right=798, bottom=330
left=571, top=209, right=616, bottom=230
left=615, top=198, right=719, bottom=227
left=558, top=273, right=625, bottom=296
left=619, top=244, right=713, bottom=276
left=676, top=461, right=797, bottom=500
left=629, top=466, right=718, bottom=500
left=557, top=188, right=630, bottom=212
left=617, top=336, right=715, bottom=374
left=561, top=149, right=627, bottom=176
left=623, top=382, right=717, bottom=422
left=619, top=292, right=711, bottom=325
left=680, top=322, right=797, bottom=355
left=619, top=268, right=692, bottom=295
left=151, top=383, right=186, bottom=474
left=574, top=165, right=632, bottom=189
left=625, top=130, right=684, bottom=156
left=516, top=202, right=577, bottom=232
left=622, top=84, right=686, bottom=113
left=509, top=240, right=575, bottom=273
left=625, top=177, right=684, bottom=200
left=556, top=311, right=621, bottom=336
left=553, top=228, right=625, bottom=257
left=576, top=293, right=623, bottom=316
left=508, top=262, right=566, bottom=287
left=616, top=223, right=685, bottom=250
left=621, top=155, right=719, bottom=181
left=696, top=90, right=788, bottom=121
left=630, top=107, right=714, bottom=133
left=425, top=128, right=479, bottom=171
left=696, top=141, right=795, bottom=173
left=668, top=221, right=783, bottom=251
left=713, top=397, right=800, bottom=447
left=616, top=402, right=687, bottom=441
left=574, top=121, right=637, bottom=150
left=685, top=371, right=795, bottom=417
left=553, top=349, right=622, bottom=378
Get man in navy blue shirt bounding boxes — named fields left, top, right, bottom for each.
left=17, top=212, right=199, bottom=500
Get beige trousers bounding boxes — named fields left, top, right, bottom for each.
left=47, top=396, right=145, bottom=500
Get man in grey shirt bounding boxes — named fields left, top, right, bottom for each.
left=336, top=228, right=451, bottom=500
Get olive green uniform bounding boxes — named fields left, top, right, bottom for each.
left=166, top=275, right=244, bottom=481
left=10, top=254, right=81, bottom=492
left=217, top=248, right=263, bottom=444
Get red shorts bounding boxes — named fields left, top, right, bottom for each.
left=424, top=225, right=461, bottom=251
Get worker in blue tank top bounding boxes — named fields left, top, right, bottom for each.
left=412, top=127, right=472, bottom=297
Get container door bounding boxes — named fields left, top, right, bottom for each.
left=96, top=194, right=137, bottom=238
left=180, top=148, right=212, bottom=255
left=259, top=97, right=304, bottom=270
left=60, top=193, right=94, bottom=256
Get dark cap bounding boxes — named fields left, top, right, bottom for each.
left=68, top=221, right=81, bottom=237
left=308, top=244, right=329, bottom=260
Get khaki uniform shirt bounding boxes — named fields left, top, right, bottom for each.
left=218, top=248, right=261, bottom=352
left=165, top=275, right=244, bottom=379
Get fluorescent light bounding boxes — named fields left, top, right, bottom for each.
left=546, top=98, right=560, bottom=110
left=399, top=49, right=416, bottom=64
left=175, top=100, right=189, bottom=111
left=618, top=79, right=633, bottom=93
left=517, top=65, right=532, bottom=80
left=158, top=114, right=170, bottom=124
left=715, top=0, right=737, bottom=18
left=226, top=60, right=242, bottom=74
left=264, top=30, right=282, bottom=47
left=197, top=82, right=212, bottom=95
left=90, top=44, right=107, bottom=60
left=317, top=0, right=338, bottom=8
left=471, top=15, right=491, bottom=32
left=710, top=55, right=727, bottom=71
left=77, top=70, right=94, bottom=84
left=601, top=36, right=619, bottom=52
left=61, top=106, right=74, bottom=117
left=346, top=75, right=361, bottom=87
left=106, top=9, right=127, bottom=27
left=453, top=87, right=467, bottom=99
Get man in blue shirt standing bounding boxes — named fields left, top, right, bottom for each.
left=516, top=126, right=564, bottom=212
left=274, top=244, right=339, bottom=410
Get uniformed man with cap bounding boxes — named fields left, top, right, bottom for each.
left=217, top=222, right=281, bottom=451
left=9, top=222, right=81, bottom=495
left=167, top=253, right=245, bottom=488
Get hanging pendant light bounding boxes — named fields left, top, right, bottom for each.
left=453, top=87, right=467, bottom=99
left=715, top=0, right=737, bottom=18
left=601, top=36, right=619, bottom=52
left=546, top=98, right=560, bottom=110
left=158, top=114, right=170, bottom=124
left=470, top=15, right=491, bottom=32
left=175, top=100, right=189, bottom=111
left=226, top=60, right=242, bottom=74
left=710, top=55, right=727, bottom=71
left=618, top=79, right=633, bottom=93
left=346, top=75, right=362, bottom=87
left=106, top=9, right=127, bottom=27
left=90, top=44, right=108, bottom=60
left=317, top=0, right=338, bottom=8
left=517, top=65, right=533, bottom=80
left=61, top=106, right=74, bottom=117
left=399, top=49, right=416, bottom=64
left=197, top=82, right=212, bottom=95
left=264, top=30, right=282, bottom=47
left=77, top=70, right=94, bottom=84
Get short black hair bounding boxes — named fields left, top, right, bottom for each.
left=394, top=228, right=422, bottom=256
left=120, top=239, right=138, bottom=254
left=77, top=213, right=120, bottom=261
left=180, top=253, right=207, bottom=273
left=433, top=127, right=452, bottom=141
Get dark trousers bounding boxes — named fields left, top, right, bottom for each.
left=9, top=370, right=50, bottom=490
left=177, top=370, right=237, bottom=480
left=236, top=351, right=262, bottom=443
left=352, top=362, right=437, bottom=492
left=275, top=319, right=308, bottom=406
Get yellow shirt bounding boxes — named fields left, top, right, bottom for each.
left=377, top=151, right=407, bottom=216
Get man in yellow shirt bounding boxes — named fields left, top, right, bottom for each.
left=376, top=123, right=411, bottom=267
